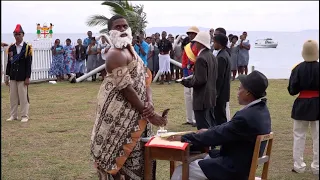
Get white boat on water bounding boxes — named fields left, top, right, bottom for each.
left=255, top=38, right=278, bottom=48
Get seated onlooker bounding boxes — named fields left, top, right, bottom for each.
left=169, top=70, right=271, bottom=180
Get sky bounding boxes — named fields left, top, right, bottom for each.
left=1, top=1, right=319, bottom=34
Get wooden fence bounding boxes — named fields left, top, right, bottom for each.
left=1, top=41, right=78, bottom=83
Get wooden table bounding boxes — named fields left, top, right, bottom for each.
left=144, top=144, right=191, bottom=180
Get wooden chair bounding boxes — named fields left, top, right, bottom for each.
left=249, top=132, right=274, bottom=180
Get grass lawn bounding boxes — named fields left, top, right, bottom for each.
left=1, top=80, right=318, bottom=180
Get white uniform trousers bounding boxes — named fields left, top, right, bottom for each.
left=226, top=101, right=231, bottom=121
left=184, top=87, right=196, bottom=124
left=293, top=120, right=319, bottom=174
left=171, top=157, right=209, bottom=180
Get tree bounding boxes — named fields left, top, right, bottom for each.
left=86, top=0, right=148, bottom=35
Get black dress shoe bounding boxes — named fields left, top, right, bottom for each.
left=182, top=122, right=193, bottom=125
left=291, top=169, right=299, bottom=173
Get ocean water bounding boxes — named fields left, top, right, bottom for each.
left=1, top=31, right=319, bottom=79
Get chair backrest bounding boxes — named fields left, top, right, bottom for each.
left=248, top=132, right=274, bottom=180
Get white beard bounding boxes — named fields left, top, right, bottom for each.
left=109, top=27, right=133, bottom=49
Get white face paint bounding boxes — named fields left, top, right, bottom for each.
left=109, top=27, right=133, bottom=49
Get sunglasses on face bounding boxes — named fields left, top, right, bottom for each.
left=14, top=33, right=22, bottom=36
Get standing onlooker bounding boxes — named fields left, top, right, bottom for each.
left=238, top=31, right=250, bottom=75
left=227, top=34, right=233, bottom=47
left=134, top=31, right=149, bottom=67
left=146, top=37, right=151, bottom=44
left=87, top=37, right=99, bottom=81
left=158, top=31, right=173, bottom=84
left=153, top=38, right=160, bottom=79
left=83, top=31, right=93, bottom=49
left=5, top=24, right=32, bottom=122
left=74, top=39, right=86, bottom=78
left=230, top=35, right=239, bottom=81
left=288, top=40, right=319, bottom=175
left=213, top=27, right=231, bottom=121
left=63, top=38, right=76, bottom=80
left=237, top=35, right=246, bottom=75
left=209, top=28, right=214, bottom=52
left=181, top=31, right=217, bottom=130
left=147, top=37, right=155, bottom=77
left=173, top=35, right=183, bottom=79
left=155, top=32, right=160, bottom=41
left=97, top=35, right=111, bottom=80
left=213, top=34, right=231, bottom=125
left=181, top=26, right=199, bottom=127
left=169, top=36, right=175, bottom=79
left=49, top=39, right=65, bottom=81
left=212, top=27, right=227, bottom=56
left=83, top=31, right=93, bottom=61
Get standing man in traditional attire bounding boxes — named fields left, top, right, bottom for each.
left=181, top=26, right=199, bottom=127
left=5, top=24, right=32, bottom=122
left=157, top=31, right=173, bottom=84
left=288, top=40, right=319, bottom=175
left=90, top=15, right=167, bottom=180
left=181, top=31, right=217, bottom=130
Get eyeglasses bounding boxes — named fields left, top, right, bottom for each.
left=14, top=33, right=22, bottom=36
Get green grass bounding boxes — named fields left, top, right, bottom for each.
left=1, top=80, right=318, bottom=180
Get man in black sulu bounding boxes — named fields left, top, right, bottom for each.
left=169, top=70, right=271, bottom=180
left=288, top=40, right=319, bottom=175
left=157, top=31, right=173, bottom=84
left=5, top=24, right=32, bottom=123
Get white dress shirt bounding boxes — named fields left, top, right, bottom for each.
left=15, top=41, right=24, bottom=54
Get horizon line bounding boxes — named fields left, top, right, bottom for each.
left=1, top=29, right=319, bottom=34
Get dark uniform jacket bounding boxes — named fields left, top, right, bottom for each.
left=288, top=61, right=319, bottom=121
left=216, top=48, right=231, bottom=102
left=182, top=49, right=218, bottom=110
left=181, top=99, right=272, bottom=180
left=6, top=42, right=32, bottom=81
left=75, top=44, right=86, bottom=61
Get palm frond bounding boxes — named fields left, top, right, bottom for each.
left=86, top=1, right=148, bottom=35
left=102, top=1, right=126, bottom=16
left=86, top=15, right=109, bottom=27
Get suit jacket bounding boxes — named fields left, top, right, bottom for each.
left=216, top=48, right=231, bottom=102
left=6, top=42, right=32, bottom=81
left=182, top=48, right=218, bottom=110
left=181, top=99, right=272, bottom=180
left=75, top=44, right=86, bottom=60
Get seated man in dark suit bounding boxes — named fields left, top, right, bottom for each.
left=168, top=70, right=272, bottom=180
